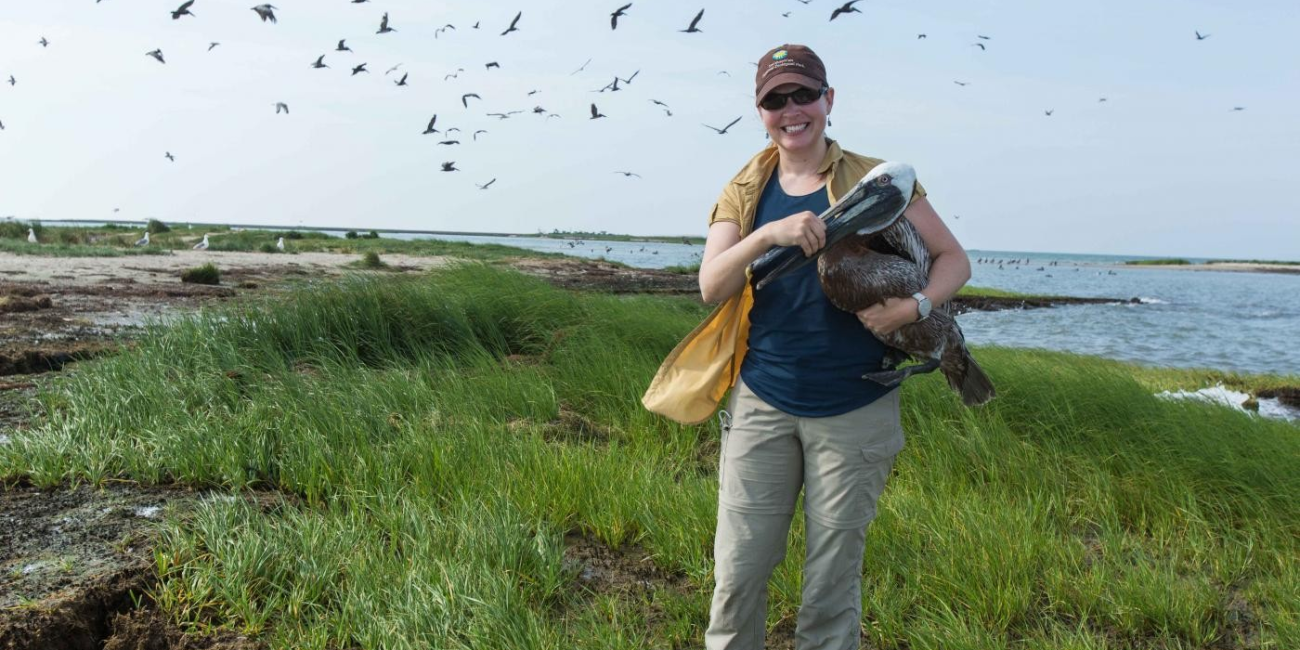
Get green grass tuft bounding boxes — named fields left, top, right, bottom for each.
left=180, top=263, right=221, bottom=285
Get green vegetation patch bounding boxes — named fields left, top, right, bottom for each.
left=2, top=264, right=1296, bottom=648
left=180, top=263, right=221, bottom=285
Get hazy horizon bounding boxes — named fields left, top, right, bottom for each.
left=3, top=0, right=1297, bottom=261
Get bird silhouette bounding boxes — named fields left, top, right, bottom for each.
left=171, top=1, right=195, bottom=20
left=422, top=114, right=439, bottom=134
left=477, top=178, right=497, bottom=190
left=501, top=11, right=521, bottom=36
left=146, top=49, right=166, bottom=64
left=134, top=231, right=151, bottom=246
left=336, top=39, right=351, bottom=52
left=1098, top=97, right=1107, bottom=102
left=385, top=63, right=403, bottom=75
left=570, top=58, right=592, bottom=75
left=953, top=80, right=969, bottom=86
left=972, top=43, right=986, bottom=50
left=395, top=73, right=408, bottom=86
left=165, top=152, right=175, bottom=161
left=680, top=8, right=704, bottom=32
left=472, top=129, right=488, bottom=140
left=611, top=3, right=631, bottom=30
left=1231, top=106, right=1245, bottom=111
left=782, top=11, right=791, bottom=18
left=462, top=93, right=480, bottom=107
left=311, top=54, right=327, bottom=69
left=618, top=69, right=639, bottom=84
left=193, top=234, right=209, bottom=250
left=829, top=0, right=861, bottom=21
left=39, top=37, right=50, bottom=47
left=703, top=116, right=742, bottom=134
left=0, top=120, right=5, bottom=130
left=977, top=34, right=991, bottom=40
left=351, top=63, right=368, bottom=75
left=208, top=42, right=220, bottom=51
left=438, top=140, right=460, bottom=145
left=590, top=103, right=606, bottom=119
left=1044, top=109, right=1054, bottom=116
left=377, top=12, right=395, bottom=34
left=613, top=171, right=641, bottom=178
left=435, top=24, right=456, bottom=38
left=445, top=68, right=465, bottom=80
left=441, top=161, right=458, bottom=171
left=917, top=33, right=926, bottom=39
left=275, top=102, right=289, bottom=114
left=1195, top=30, right=1210, bottom=40
left=27, top=228, right=37, bottom=244
left=251, top=4, right=277, bottom=23
left=6, top=76, right=13, bottom=86
left=485, top=61, right=500, bottom=70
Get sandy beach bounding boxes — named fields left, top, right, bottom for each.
left=1128, top=261, right=1300, bottom=275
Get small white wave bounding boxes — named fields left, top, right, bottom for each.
left=1155, top=384, right=1251, bottom=411
left=1137, top=297, right=1166, bottom=304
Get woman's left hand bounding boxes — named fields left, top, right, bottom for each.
left=856, top=297, right=918, bottom=336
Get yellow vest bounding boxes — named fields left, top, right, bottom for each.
left=641, top=139, right=926, bottom=424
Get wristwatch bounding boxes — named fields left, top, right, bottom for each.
left=911, top=292, right=932, bottom=321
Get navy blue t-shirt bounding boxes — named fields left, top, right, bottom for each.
left=739, top=169, right=894, bottom=417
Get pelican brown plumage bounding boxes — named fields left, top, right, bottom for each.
left=750, top=162, right=995, bottom=406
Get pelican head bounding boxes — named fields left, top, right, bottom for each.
left=750, top=161, right=916, bottom=290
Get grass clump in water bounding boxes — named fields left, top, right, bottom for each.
left=2, top=263, right=1297, bottom=649
left=180, top=263, right=220, bottom=285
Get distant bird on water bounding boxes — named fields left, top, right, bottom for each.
left=829, top=0, right=861, bottom=21
left=680, top=8, right=704, bottom=33
left=251, top=4, right=277, bottom=23
left=501, top=11, right=521, bottom=36
left=146, top=49, right=166, bottom=64
left=171, top=0, right=196, bottom=20
left=703, top=116, right=742, bottom=134
left=377, top=12, right=395, bottom=34
left=134, top=231, right=151, bottom=246
left=610, top=3, right=631, bottom=30
left=193, top=234, right=209, bottom=250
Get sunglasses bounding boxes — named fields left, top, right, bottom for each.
left=758, top=86, right=827, bottom=111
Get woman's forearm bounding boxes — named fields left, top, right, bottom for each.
left=920, top=250, right=972, bottom=307
left=699, top=228, right=775, bottom=303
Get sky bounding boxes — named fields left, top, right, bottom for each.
left=1, top=0, right=1297, bottom=260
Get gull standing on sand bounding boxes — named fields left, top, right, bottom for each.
left=193, top=234, right=209, bottom=250
left=27, top=228, right=37, bottom=244
left=134, top=231, right=150, bottom=247
left=276, top=237, right=285, bottom=251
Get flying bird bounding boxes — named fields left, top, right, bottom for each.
left=311, top=54, right=327, bottom=68
left=275, top=102, right=289, bottom=114
left=394, top=73, right=408, bottom=86
left=829, top=0, right=861, bottom=21
left=1195, top=30, right=1210, bottom=40
left=702, top=116, right=742, bottom=134
left=422, top=114, right=439, bottom=134
left=377, top=12, right=395, bottom=34
left=435, top=24, right=456, bottom=38
left=208, top=42, right=220, bottom=51
left=438, top=140, right=460, bottom=145
left=501, top=11, right=521, bottom=36
left=251, top=4, right=277, bottom=23
left=336, top=39, right=351, bottom=52
left=39, top=37, right=50, bottom=47
left=441, top=161, right=458, bottom=171
left=1098, top=97, right=1107, bottom=102
left=385, top=63, right=403, bottom=75
left=485, top=61, right=500, bottom=70
left=351, top=63, right=368, bottom=75
left=590, top=103, right=606, bottom=119
left=7, top=76, right=14, bottom=86
left=570, top=58, right=592, bottom=75
left=0, top=119, right=5, bottom=130
left=146, top=49, right=166, bottom=64
left=618, top=69, right=639, bottom=84
left=461, top=93, right=480, bottom=107
left=611, top=3, right=631, bottom=30
left=477, top=178, right=496, bottom=190
left=977, top=34, right=991, bottom=40
left=171, top=1, right=195, bottom=20
left=193, top=234, right=209, bottom=250
left=613, top=171, right=641, bottom=178
left=445, top=68, right=465, bottom=80
left=165, top=151, right=175, bottom=161
left=472, top=129, right=488, bottom=140
left=680, top=8, right=704, bottom=32
left=1044, top=109, right=1054, bottom=116
left=953, top=80, right=969, bottom=86
left=1231, top=106, right=1245, bottom=111
left=972, top=43, right=986, bottom=50
left=917, top=33, right=926, bottom=39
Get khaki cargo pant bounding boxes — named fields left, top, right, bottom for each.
left=705, top=378, right=905, bottom=650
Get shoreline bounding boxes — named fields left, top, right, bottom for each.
left=1121, top=261, right=1300, bottom=275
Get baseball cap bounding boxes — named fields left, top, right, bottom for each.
left=755, top=44, right=827, bottom=105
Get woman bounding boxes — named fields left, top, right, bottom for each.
left=643, top=44, right=971, bottom=648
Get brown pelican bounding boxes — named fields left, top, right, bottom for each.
left=376, top=12, right=395, bottom=34
left=590, top=103, right=606, bottom=119
left=680, top=8, right=703, bottom=32
left=441, top=161, right=458, bottom=172
left=830, top=0, right=861, bottom=21
left=171, top=1, right=195, bottom=20
left=611, top=3, right=631, bottom=30
left=311, top=55, right=327, bottom=68
left=749, top=162, right=995, bottom=406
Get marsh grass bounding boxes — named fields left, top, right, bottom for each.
left=2, top=264, right=1296, bottom=649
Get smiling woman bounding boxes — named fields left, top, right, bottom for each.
left=642, top=43, right=973, bottom=649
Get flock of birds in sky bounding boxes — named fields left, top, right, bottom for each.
left=1, top=1, right=1246, bottom=198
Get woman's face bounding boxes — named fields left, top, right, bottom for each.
left=758, top=82, right=834, bottom=155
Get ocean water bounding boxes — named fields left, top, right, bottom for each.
left=29, top=222, right=1300, bottom=378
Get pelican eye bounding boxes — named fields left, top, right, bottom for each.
left=875, top=174, right=892, bottom=186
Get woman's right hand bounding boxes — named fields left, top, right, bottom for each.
left=760, top=211, right=827, bottom=257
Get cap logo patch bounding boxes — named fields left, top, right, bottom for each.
left=772, top=50, right=788, bottom=60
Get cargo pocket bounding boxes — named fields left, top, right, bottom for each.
left=858, top=427, right=905, bottom=519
